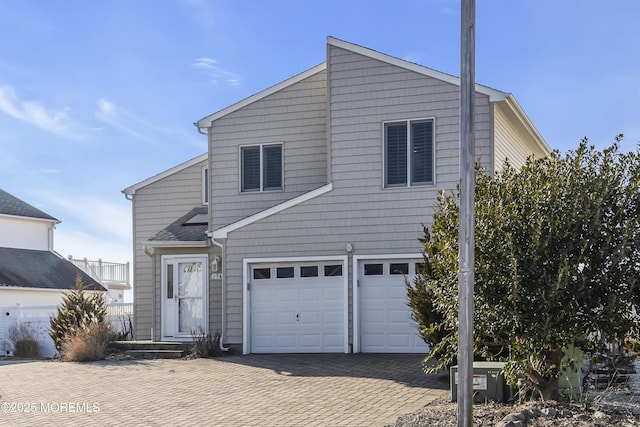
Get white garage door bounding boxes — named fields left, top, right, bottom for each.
left=359, top=259, right=430, bottom=353
left=250, top=262, right=345, bottom=353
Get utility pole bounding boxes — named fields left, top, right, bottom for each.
left=458, top=0, right=475, bottom=426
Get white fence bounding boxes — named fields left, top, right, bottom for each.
left=0, top=303, right=133, bottom=358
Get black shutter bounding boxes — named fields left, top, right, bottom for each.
left=411, top=120, right=433, bottom=184
left=263, top=145, right=282, bottom=190
left=241, top=147, right=260, bottom=191
left=385, top=123, right=407, bottom=186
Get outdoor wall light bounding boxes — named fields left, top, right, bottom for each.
left=212, top=255, right=221, bottom=273
left=346, top=243, right=354, bottom=254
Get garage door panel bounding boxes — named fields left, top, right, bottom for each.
left=275, top=312, right=296, bottom=325
left=323, top=335, right=343, bottom=348
left=300, top=311, right=320, bottom=324
left=275, top=335, right=297, bottom=348
left=276, top=289, right=296, bottom=301
left=389, top=309, right=409, bottom=323
left=388, top=286, right=407, bottom=299
left=389, top=334, right=410, bottom=347
left=299, top=288, right=320, bottom=301
left=323, top=310, right=343, bottom=324
left=299, top=334, right=321, bottom=347
left=250, top=262, right=345, bottom=353
left=360, top=260, right=430, bottom=354
left=362, top=309, right=384, bottom=322
left=362, top=334, right=384, bottom=348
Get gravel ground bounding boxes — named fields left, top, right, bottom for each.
left=391, top=392, right=640, bottom=426
left=392, top=358, right=640, bottom=426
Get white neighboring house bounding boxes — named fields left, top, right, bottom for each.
left=0, top=188, right=106, bottom=357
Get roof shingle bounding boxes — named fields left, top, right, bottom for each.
left=148, top=207, right=209, bottom=242
left=0, top=247, right=104, bottom=291
left=0, top=189, right=58, bottom=221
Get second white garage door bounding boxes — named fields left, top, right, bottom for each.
left=249, top=262, right=346, bottom=353
left=358, top=259, right=430, bottom=353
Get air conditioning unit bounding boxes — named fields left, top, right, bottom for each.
left=450, top=361, right=513, bottom=403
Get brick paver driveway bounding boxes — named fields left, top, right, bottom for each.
left=0, top=354, right=448, bottom=426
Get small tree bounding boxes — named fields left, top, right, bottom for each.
left=49, top=274, right=110, bottom=360
left=409, top=137, right=640, bottom=401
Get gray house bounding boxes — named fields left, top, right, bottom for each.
left=124, top=37, right=550, bottom=354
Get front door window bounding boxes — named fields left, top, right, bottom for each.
left=162, top=256, right=207, bottom=338
left=177, top=261, right=204, bottom=334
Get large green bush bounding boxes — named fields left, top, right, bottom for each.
left=409, top=137, right=640, bottom=401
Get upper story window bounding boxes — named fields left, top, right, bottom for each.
left=384, top=119, right=434, bottom=188
left=241, top=144, right=283, bottom=192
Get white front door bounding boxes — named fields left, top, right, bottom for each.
left=162, top=255, right=208, bottom=339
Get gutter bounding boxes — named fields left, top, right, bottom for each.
left=207, top=230, right=230, bottom=352
left=194, top=122, right=208, bottom=136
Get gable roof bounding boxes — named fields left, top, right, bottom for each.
left=0, top=189, right=59, bottom=222
left=0, top=247, right=104, bottom=291
left=196, top=36, right=548, bottom=156
left=196, top=36, right=513, bottom=129
left=122, top=153, right=207, bottom=196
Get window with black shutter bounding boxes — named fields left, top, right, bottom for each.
left=384, top=119, right=434, bottom=187
left=241, top=144, right=283, bottom=192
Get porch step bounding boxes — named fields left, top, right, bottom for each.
left=109, top=340, right=193, bottom=359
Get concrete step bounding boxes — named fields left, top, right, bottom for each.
left=109, top=340, right=193, bottom=359
left=123, top=349, right=186, bottom=360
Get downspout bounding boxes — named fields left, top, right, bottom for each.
left=198, top=122, right=228, bottom=350
left=208, top=232, right=230, bottom=352
left=48, top=222, right=56, bottom=251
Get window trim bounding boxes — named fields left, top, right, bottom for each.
left=239, top=143, right=284, bottom=193
left=382, top=117, right=436, bottom=188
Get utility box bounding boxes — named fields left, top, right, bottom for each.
left=450, top=361, right=512, bottom=403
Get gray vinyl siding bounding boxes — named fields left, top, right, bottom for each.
left=209, top=70, right=327, bottom=230
left=217, top=46, right=496, bottom=346
left=493, top=101, right=548, bottom=171
left=130, top=160, right=207, bottom=340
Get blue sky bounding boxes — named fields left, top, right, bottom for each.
left=1, top=0, right=639, bottom=268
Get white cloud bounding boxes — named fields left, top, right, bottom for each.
left=193, top=57, right=241, bottom=86
left=33, top=190, right=132, bottom=243
left=0, top=85, right=79, bottom=137
left=95, top=97, right=156, bottom=142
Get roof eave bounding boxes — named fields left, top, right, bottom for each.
left=142, top=240, right=210, bottom=248
left=0, top=213, right=60, bottom=224
left=501, top=94, right=551, bottom=156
